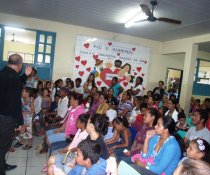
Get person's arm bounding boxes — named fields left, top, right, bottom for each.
left=111, top=129, right=130, bottom=149
left=118, top=86, right=124, bottom=95
left=118, top=108, right=129, bottom=118
left=103, top=103, right=109, bottom=114
left=146, top=144, right=180, bottom=174
left=142, top=130, right=155, bottom=157
left=105, top=130, right=119, bottom=145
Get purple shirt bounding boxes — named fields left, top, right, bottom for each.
left=131, top=124, right=154, bottom=156
left=89, top=100, right=100, bottom=116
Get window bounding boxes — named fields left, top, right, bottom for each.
left=197, top=60, right=210, bottom=85
left=3, top=26, right=36, bottom=63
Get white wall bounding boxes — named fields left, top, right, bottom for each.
left=0, top=13, right=166, bottom=90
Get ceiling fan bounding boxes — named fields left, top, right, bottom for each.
left=135, top=0, right=181, bottom=24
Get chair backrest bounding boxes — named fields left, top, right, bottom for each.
left=118, top=161, right=140, bottom=175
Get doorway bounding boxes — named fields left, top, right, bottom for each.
left=166, top=68, right=183, bottom=101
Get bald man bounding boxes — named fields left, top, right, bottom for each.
left=0, top=54, right=32, bottom=175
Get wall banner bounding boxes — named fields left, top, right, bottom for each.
left=73, top=35, right=150, bottom=89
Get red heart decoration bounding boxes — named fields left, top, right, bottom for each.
left=84, top=43, right=90, bottom=49
left=108, top=42, right=112, bottom=46
left=134, top=72, right=137, bottom=76
left=97, top=81, right=102, bottom=86
left=117, top=53, right=120, bottom=56
left=132, top=48, right=136, bottom=51
left=136, top=67, right=142, bottom=72
left=75, top=65, right=79, bottom=69
left=81, top=60, right=87, bottom=66
left=93, top=54, right=98, bottom=60
left=75, top=56, right=80, bottom=62
left=142, top=73, right=145, bottom=77
left=123, top=82, right=128, bottom=87
left=144, top=60, right=147, bottom=64
left=100, top=68, right=117, bottom=86
left=86, top=67, right=91, bottom=72
left=79, top=71, right=84, bottom=77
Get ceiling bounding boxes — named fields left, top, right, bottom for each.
left=1, top=0, right=210, bottom=42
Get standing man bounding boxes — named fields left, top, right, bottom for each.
left=0, top=54, right=32, bottom=175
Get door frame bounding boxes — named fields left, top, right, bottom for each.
left=166, top=67, right=183, bottom=102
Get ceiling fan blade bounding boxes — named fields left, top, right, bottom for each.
left=134, top=19, right=148, bottom=23
left=140, top=4, right=152, bottom=17
left=158, top=17, right=181, bottom=24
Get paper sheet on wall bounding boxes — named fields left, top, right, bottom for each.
left=73, top=35, right=150, bottom=90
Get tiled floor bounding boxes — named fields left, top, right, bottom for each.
left=6, top=136, right=47, bottom=175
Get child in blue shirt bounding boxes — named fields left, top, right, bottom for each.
left=67, top=139, right=106, bottom=175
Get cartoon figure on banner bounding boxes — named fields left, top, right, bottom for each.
left=117, top=63, right=131, bottom=82
left=90, top=58, right=103, bottom=77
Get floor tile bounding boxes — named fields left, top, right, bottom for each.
left=7, top=157, right=27, bottom=167
left=26, top=166, right=44, bottom=175
left=6, top=166, right=26, bottom=175
left=8, top=148, right=28, bottom=158
left=27, top=157, right=47, bottom=167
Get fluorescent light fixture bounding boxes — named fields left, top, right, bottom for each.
left=4, top=26, right=26, bottom=32
left=86, top=38, right=98, bottom=42
left=125, top=11, right=147, bottom=28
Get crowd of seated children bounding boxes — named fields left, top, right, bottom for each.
left=9, top=70, right=210, bottom=175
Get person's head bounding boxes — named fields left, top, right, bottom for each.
left=167, top=99, right=176, bottom=111
left=76, top=113, right=90, bottom=130
left=58, top=79, right=63, bottom=88
left=30, top=67, right=37, bottom=77
left=70, top=92, right=83, bottom=107
left=87, top=74, right=95, bottom=86
left=112, top=117, right=129, bottom=131
left=169, top=94, right=176, bottom=101
left=133, top=96, right=143, bottom=107
left=91, top=86, right=98, bottom=96
left=187, top=138, right=210, bottom=163
left=155, top=116, right=176, bottom=136
left=54, top=94, right=60, bottom=103
left=204, top=98, right=210, bottom=108
left=143, top=95, right=148, bottom=104
left=45, top=81, right=51, bottom=89
left=178, top=112, right=186, bottom=125
left=76, top=139, right=101, bottom=168
left=111, top=77, right=118, bottom=85
left=135, top=76, right=143, bottom=85
left=144, top=108, right=159, bottom=127
left=174, top=159, right=210, bottom=175
left=158, top=81, right=164, bottom=88
left=75, top=78, right=82, bottom=87
left=121, top=63, right=131, bottom=74
left=66, top=80, right=74, bottom=89
left=140, top=103, right=148, bottom=115
left=86, top=95, right=94, bottom=104
left=196, top=99, right=201, bottom=105
left=59, top=87, right=69, bottom=98
left=65, top=78, right=71, bottom=84
left=98, top=93, right=108, bottom=104
left=43, top=88, right=50, bottom=97
left=192, top=109, right=209, bottom=126
left=107, top=88, right=114, bottom=97
left=158, top=106, right=165, bottom=117
left=37, top=81, right=44, bottom=89
left=86, top=114, right=109, bottom=136
left=121, top=90, right=132, bottom=102
left=93, top=91, right=100, bottom=101
left=148, top=95, right=155, bottom=106
left=7, top=54, right=23, bottom=73
left=147, top=91, right=153, bottom=97
left=22, top=87, right=33, bottom=98
left=101, top=87, right=108, bottom=94
left=162, top=95, right=168, bottom=103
